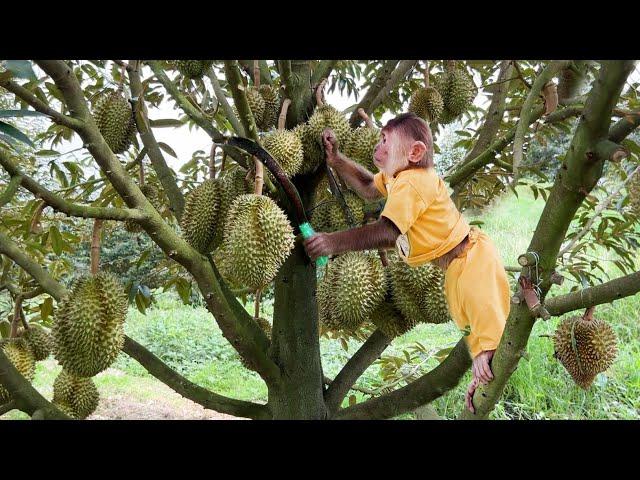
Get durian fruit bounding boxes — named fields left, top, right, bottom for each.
left=92, top=90, right=136, bottom=154
left=173, top=60, right=214, bottom=79
left=262, top=129, right=304, bottom=177
left=327, top=191, right=366, bottom=231
left=52, top=369, right=99, bottom=419
left=408, top=87, right=444, bottom=123
left=124, top=183, right=163, bottom=233
left=258, top=85, right=281, bottom=131
left=434, top=63, right=477, bottom=123
left=307, top=105, right=352, bottom=154
left=180, top=178, right=224, bottom=253
left=317, top=252, right=386, bottom=331
left=294, top=123, right=325, bottom=174
left=217, top=194, right=295, bottom=290
left=52, top=272, right=128, bottom=378
left=344, top=126, right=381, bottom=172
left=370, top=300, right=417, bottom=339
left=234, top=86, right=266, bottom=129
left=20, top=325, right=52, bottom=361
left=0, top=338, right=36, bottom=403
left=627, top=176, right=640, bottom=216
left=215, top=165, right=253, bottom=247
left=389, top=257, right=451, bottom=325
left=553, top=314, right=618, bottom=389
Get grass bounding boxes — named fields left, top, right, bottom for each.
left=2, top=186, right=638, bottom=420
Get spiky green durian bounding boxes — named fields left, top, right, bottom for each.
left=92, top=90, right=136, bottom=154
left=370, top=301, right=417, bottom=339
left=124, top=183, right=163, bottom=233
left=52, top=272, right=127, bottom=378
left=0, top=338, right=36, bottom=403
left=294, top=123, right=325, bottom=174
left=258, top=84, right=281, bottom=131
left=217, top=194, right=295, bottom=290
left=344, top=126, right=380, bottom=172
left=317, top=252, right=387, bottom=331
left=553, top=315, right=618, bottom=389
left=389, top=257, right=451, bottom=325
left=52, top=369, right=99, bottom=419
left=262, top=129, right=304, bottom=177
left=173, top=60, right=214, bottom=79
left=180, top=178, right=224, bottom=253
left=20, top=325, right=52, bottom=361
left=327, top=191, right=366, bottom=231
left=408, top=87, right=444, bottom=123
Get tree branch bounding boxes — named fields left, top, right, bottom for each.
left=545, top=270, right=640, bottom=316
left=461, top=61, right=513, bottom=164
left=512, top=61, right=572, bottom=180
left=146, top=60, right=250, bottom=167
left=369, top=60, right=419, bottom=118
left=324, top=329, right=392, bottom=415
left=334, top=339, right=471, bottom=420
left=0, top=78, right=83, bottom=130
left=0, top=149, right=145, bottom=222
left=608, top=111, right=640, bottom=143
left=122, top=336, right=271, bottom=419
left=128, top=60, right=185, bottom=221
left=349, top=60, right=399, bottom=128
left=311, top=60, right=339, bottom=87
left=206, top=68, right=244, bottom=136
left=0, top=349, right=69, bottom=419
left=223, top=61, right=260, bottom=141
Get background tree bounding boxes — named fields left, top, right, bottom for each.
left=0, top=59, right=638, bottom=419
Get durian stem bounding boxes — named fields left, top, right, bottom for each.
left=253, top=60, right=260, bottom=88
left=357, top=108, right=374, bottom=129
left=29, top=200, right=46, bottom=234
left=254, top=156, right=264, bottom=196
left=90, top=219, right=103, bottom=276
left=378, top=249, right=389, bottom=267
left=209, top=144, right=217, bottom=180
left=9, top=294, right=23, bottom=338
left=221, top=149, right=227, bottom=173
left=278, top=99, right=291, bottom=131
left=315, top=78, right=327, bottom=107
left=254, top=288, right=262, bottom=320
left=583, top=306, right=595, bottom=321
left=423, top=60, right=430, bottom=88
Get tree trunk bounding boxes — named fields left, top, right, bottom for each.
left=268, top=242, right=328, bottom=419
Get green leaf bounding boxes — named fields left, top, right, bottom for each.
left=158, top=142, right=178, bottom=158
left=49, top=226, right=63, bottom=255
left=340, top=338, right=349, bottom=352
left=0, top=109, right=46, bottom=118
left=36, top=149, right=61, bottom=157
left=136, top=249, right=152, bottom=269
left=135, top=292, right=148, bottom=314
left=40, top=297, right=54, bottom=321
left=3, top=60, right=37, bottom=81
left=0, top=121, right=35, bottom=147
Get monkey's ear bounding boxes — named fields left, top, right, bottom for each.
left=408, top=141, right=427, bottom=164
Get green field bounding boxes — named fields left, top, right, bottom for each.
left=3, top=187, right=639, bottom=420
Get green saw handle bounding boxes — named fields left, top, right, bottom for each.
left=299, top=222, right=328, bottom=268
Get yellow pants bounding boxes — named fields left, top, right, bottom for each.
left=443, top=226, right=511, bottom=358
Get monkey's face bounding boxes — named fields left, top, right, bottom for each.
left=373, top=129, right=409, bottom=177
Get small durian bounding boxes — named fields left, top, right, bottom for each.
left=20, top=325, right=52, bottom=361
left=173, top=60, right=214, bottom=79
left=92, top=90, right=136, bottom=154
left=344, top=126, right=380, bottom=172
left=52, top=369, right=99, bottom=419
left=262, top=129, right=304, bottom=177
left=180, top=178, right=224, bottom=253
left=0, top=338, right=36, bottom=403
left=258, top=84, right=281, bottom=131
left=408, top=87, right=444, bottom=123
left=553, top=314, right=618, bottom=389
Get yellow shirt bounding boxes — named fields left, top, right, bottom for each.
left=373, top=167, right=470, bottom=267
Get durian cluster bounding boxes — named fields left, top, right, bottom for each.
left=409, top=63, right=477, bottom=125
left=317, top=250, right=452, bottom=338
left=553, top=315, right=618, bottom=389
left=92, top=90, right=137, bottom=154
left=310, top=188, right=366, bottom=233
left=172, top=60, right=214, bottom=79
left=236, top=85, right=282, bottom=132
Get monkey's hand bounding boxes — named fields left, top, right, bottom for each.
left=322, top=128, right=340, bottom=167
left=303, top=232, right=336, bottom=261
